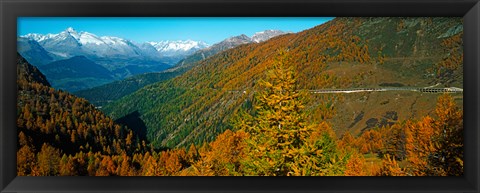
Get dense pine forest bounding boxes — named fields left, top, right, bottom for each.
left=17, top=17, right=463, bottom=176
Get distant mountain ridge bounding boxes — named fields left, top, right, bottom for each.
left=18, top=28, right=210, bottom=91
left=168, top=30, right=289, bottom=72
left=17, top=37, right=55, bottom=66
left=18, top=28, right=289, bottom=92
left=38, top=56, right=115, bottom=92
left=148, top=40, right=210, bottom=57
left=20, top=28, right=286, bottom=66
left=251, top=29, right=288, bottom=43
left=21, top=27, right=209, bottom=61
left=75, top=30, right=288, bottom=106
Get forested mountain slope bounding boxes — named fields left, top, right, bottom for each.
left=103, top=17, right=463, bottom=149
left=16, top=53, right=149, bottom=175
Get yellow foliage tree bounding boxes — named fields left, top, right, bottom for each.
left=344, top=152, right=366, bottom=176
left=429, top=94, right=463, bottom=176
left=378, top=154, right=406, bottom=176
left=404, top=117, right=435, bottom=176
left=240, top=50, right=345, bottom=176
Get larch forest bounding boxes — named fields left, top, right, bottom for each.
left=17, top=17, right=463, bottom=176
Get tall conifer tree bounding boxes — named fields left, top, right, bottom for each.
left=241, top=50, right=344, bottom=176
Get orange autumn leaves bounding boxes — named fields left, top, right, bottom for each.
left=338, top=94, right=463, bottom=176
left=17, top=50, right=463, bottom=176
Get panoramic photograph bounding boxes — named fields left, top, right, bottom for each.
left=16, top=17, right=463, bottom=176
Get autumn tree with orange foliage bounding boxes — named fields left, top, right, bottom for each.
left=404, top=117, right=436, bottom=176
left=379, top=123, right=407, bottom=160
left=378, top=154, right=406, bottom=176
left=186, top=130, right=248, bottom=176
left=17, top=132, right=36, bottom=176
left=344, top=151, right=366, bottom=176
left=236, top=51, right=346, bottom=176
left=429, top=94, right=463, bottom=176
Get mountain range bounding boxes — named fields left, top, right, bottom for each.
left=18, top=28, right=286, bottom=92
left=19, top=28, right=286, bottom=67
left=20, top=27, right=210, bottom=63
left=17, top=28, right=209, bottom=91
left=74, top=30, right=289, bottom=105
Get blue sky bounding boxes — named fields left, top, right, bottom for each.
left=18, top=17, right=334, bottom=44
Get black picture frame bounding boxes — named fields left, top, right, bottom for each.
left=1, top=0, right=479, bottom=192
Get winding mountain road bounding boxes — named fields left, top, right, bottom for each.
left=309, top=87, right=463, bottom=94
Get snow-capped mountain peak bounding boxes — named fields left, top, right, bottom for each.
left=77, top=32, right=105, bottom=45
left=22, top=33, right=55, bottom=42
left=19, top=27, right=288, bottom=68
left=58, top=28, right=109, bottom=46
left=100, top=36, right=127, bottom=45
left=58, top=27, right=80, bottom=40
left=251, top=29, right=288, bottom=43
left=21, top=27, right=211, bottom=60
left=148, top=40, right=210, bottom=57
left=66, top=27, right=76, bottom=33
left=149, top=40, right=209, bottom=52
left=225, top=34, right=251, bottom=43
left=23, top=28, right=114, bottom=46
